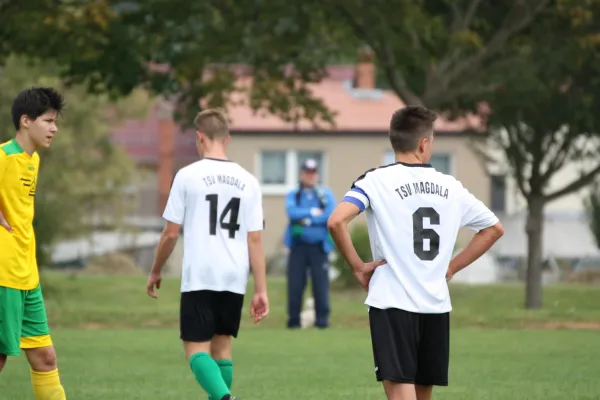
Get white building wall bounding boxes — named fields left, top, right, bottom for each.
left=484, top=131, right=597, bottom=216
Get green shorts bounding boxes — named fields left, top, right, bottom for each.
left=0, top=284, right=52, bottom=356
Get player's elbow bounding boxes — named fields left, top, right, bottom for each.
left=247, top=230, right=262, bottom=247
left=494, top=221, right=505, bottom=238
left=484, top=221, right=504, bottom=240
left=162, top=223, right=181, bottom=240
left=327, top=214, right=345, bottom=233
left=163, top=230, right=180, bottom=241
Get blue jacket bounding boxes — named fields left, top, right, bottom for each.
left=284, top=185, right=336, bottom=254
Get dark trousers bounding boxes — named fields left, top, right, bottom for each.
left=287, top=243, right=330, bottom=328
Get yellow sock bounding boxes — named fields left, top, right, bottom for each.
left=30, top=369, right=66, bottom=400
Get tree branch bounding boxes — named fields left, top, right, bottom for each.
left=540, top=130, right=578, bottom=182
left=501, top=127, right=530, bottom=198
left=450, top=3, right=462, bottom=33
left=464, top=0, right=484, bottom=30
left=441, top=0, right=550, bottom=86
left=450, top=0, right=484, bottom=33
left=545, top=163, right=600, bottom=203
left=528, top=125, right=546, bottom=193
left=335, top=4, right=424, bottom=106
left=379, top=41, right=424, bottom=106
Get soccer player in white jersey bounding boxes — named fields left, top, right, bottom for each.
left=146, top=109, right=269, bottom=400
left=328, top=106, right=504, bottom=400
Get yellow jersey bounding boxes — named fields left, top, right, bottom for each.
left=0, top=139, right=40, bottom=290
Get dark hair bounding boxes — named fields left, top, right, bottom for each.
left=389, top=106, right=437, bottom=153
left=11, top=87, right=65, bottom=131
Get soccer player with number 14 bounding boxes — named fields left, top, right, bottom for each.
left=146, top=109, right=269, bottom=400
left=328, top=106, right=504, bottom=400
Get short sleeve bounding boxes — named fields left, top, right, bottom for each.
left=0, top=151, right=7, bottom=185
left=458, top=183, right=499, bottom=232
left=162, top=171, right=186, bottom=224
left=245, top=179, right=264, bottom=232
left=342, top=170, right=374, bottom=213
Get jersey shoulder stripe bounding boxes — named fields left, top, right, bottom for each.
left=0, top=139, right=24, bottom=156
left=343, top=187, right=369, bottom=212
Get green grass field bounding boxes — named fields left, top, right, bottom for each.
left=1, top=273, right=600, bottom=399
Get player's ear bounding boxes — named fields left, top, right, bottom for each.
left=418, top=136, right=427, bottom=154
left=20, top=115, right=30, bottom=129
left=197, top=131, right=207, bottom=144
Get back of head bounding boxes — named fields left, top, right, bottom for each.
left=389, top=106, right=437, bottom=153
left=11, top=87, right=65, bottom=131
left=194, top=108, right=229, bottom=141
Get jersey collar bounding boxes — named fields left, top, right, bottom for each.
left=10, top=138, right=34, bottom=158
left=203, top=157, right=233, bottom=162
left=395, top=161, right=433, bottom=168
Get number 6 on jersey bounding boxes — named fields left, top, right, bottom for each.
left=412, top=207, right=440, bottom=261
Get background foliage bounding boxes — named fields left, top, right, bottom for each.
left=0, top=56, right=154, bottom=266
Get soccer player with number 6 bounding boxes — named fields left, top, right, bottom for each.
left=328, top=106, right=504, bottom=400
left=146, top=109, right=268, bottom=400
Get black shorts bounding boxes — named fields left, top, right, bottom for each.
left=180, top=290, right=245, bottom=342
left=369, top=306, right=450, bottom=386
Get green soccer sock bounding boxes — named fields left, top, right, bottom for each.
left=217, top=360, right=233, bottom=389
left=208, top=360, right=233, bottom=400
left=190, top=352, right=230, bottom=400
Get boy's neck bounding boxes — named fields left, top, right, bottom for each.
left=201, top=143, right=228, bottom=160
left=395, top=152, right=426, bottom=165
left=15, top=132, right=36, bottom=156
left=203, top=151, right=228, bottom=160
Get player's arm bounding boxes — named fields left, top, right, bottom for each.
left=246, top=181, right=269, bottom=322
left=285, top=190, right=313, bottom=220
left=0, top=152, right=11, bottom=232
left=247, top=181, right=267, bottom=293
left=310, top=189, right=336, bottom=225
left=248, top=230, right=267, bottom=294
left=327, top=186, right=385, bottom=275
left=150, top=222, right=181, bottom=274
left=147, top=172, right=185, bottom=298
left=447, top=187, right=504, bottom=280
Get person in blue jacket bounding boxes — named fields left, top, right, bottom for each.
left=284, top=158, right=336, bottom=329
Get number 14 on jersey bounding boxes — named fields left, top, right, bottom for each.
left=206, top=194, right=241, bottom=239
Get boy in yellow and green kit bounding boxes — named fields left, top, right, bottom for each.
left=0, top=87, right=67, bottom=399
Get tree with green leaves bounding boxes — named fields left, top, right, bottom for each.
left=475, top=1, right=600, bottom=307
left=0, top=55, right=154, bottom=266
left=0, top=0, right=353, bottom=128
left=313, top=0, right=600, bottom=308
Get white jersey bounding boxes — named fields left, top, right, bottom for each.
left=162, top=158, right=264, bottom=294
left=343, top=162, right=498, bottom=313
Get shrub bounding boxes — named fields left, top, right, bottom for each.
left=82, top=253, right=142, bottom=276
left=564, top=269, right=600, bottom=284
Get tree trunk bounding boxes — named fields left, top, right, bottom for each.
left=525, top=196, right=545, bottom=309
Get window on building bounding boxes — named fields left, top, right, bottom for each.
left=429, top=154, right=451, bottom=175
left=258, top=150, right=326, bottom=194
left=383, top=151, right=395, bottom=165
left=383, top=151, right=452, bottom=174
left=490, top=174, right=506, bottom=213
left=259, top=151, right=287, bottom=185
